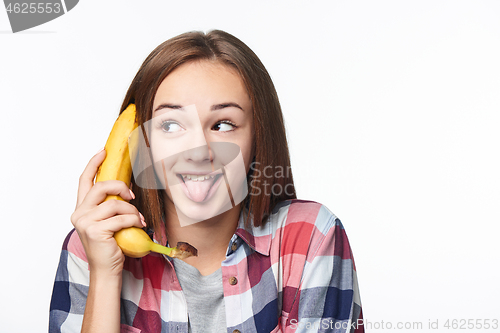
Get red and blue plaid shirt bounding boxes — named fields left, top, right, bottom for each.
left=50, top=199, right=364, bottom=332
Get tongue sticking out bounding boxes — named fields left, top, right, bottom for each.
left=184, top=178, right=215, bottom=202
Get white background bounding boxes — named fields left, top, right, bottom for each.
left=1, top=1, right=499, bottom=332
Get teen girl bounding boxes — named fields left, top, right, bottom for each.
left=49, top=30, right=364, bottom=333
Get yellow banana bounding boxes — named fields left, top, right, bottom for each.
left=95, top=104, right=197, bottom=259
left=112, top=227, right=198, bottom=259
left=95, top=104, right=138, bottom=197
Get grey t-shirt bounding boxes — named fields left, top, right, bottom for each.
left=173, top=258, right=227, bottom=333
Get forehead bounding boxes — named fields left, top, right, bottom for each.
left=153, top=60, right=250, bottom=107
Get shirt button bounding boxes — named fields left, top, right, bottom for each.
left=231, top=242, right=237, bottom=251
left=233, top=330, right=241, bottom=333
left=229, top=276, right=238, bottom=285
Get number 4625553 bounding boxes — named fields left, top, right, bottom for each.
left=444, top=319, right=498, bottom=330
left=5, top=3, right=61, bottom=14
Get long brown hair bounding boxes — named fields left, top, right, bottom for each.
left=121, top=30, right=295, bottom=241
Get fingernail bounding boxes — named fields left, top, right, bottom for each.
left=129, top=189, right=136, bottom=200
left=139, top=213, right=147, bottom=227
left=95, top=147, right=105, bottom=155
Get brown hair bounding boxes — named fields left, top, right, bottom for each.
left=120, top=30, right=296, bottom=241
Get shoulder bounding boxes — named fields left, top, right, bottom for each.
left=268, top=199, right=352, bottom=260
left=61, top=228, right=88, bottom=263
left=268, top=199, right=341, bottom=236
left=267, top=201, right=363, bottom=328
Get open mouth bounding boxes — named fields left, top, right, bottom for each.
left=176, top=172, right=224, bottom=203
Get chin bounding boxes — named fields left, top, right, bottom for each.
left=170, top=185, right=234, bottom=226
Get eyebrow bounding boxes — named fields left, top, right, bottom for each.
left=153, top=104, right=184, bottom=113
left=153, top=102, right=245, bottom=113
left=211, top=103, right=244, bottom=112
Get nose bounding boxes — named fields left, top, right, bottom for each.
left=183, top=144, right=211, bottom=163
left=181, top=128, right=214, bottom=164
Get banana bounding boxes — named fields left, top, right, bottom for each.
left=95, top=104, right=138, bottom=198
left=95, top=104, right=197, bottom=259
left=113, top=227, right=197, bottom=259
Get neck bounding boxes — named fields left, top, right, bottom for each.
left=164, top=201, right=241, bottom=276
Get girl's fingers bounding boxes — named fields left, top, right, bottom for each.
left=80, top=180, right=135, bottom=210
left=83, top=199, right=145, bottom=228
left=71, top=180, right=136, bottom=225
left=101, top=213, right=146, bottom=233
left=82, top=213, right=145, bottom=242
left=76, top=149, right=106, bottom=208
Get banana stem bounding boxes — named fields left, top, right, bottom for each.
left=149, top=241, right=198, bottom=259
left=149, top=242, right=174, bottom=256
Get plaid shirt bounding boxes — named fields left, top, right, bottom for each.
left=50, top=199, right=364, bottom=332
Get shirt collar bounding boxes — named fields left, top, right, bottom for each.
left=234, top=208, right=271, bottom=256
left=153, top=208, right=272, bottom=258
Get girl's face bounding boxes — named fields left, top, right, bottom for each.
left=148, top=60, right=254, bottom=226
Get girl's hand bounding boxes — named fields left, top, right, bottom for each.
left=70, top=149, right=146, bottom=277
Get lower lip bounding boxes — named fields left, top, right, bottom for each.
left=178, top=174, right=224, bottom=203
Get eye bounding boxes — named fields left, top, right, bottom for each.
left=159, top=120, right=184, bottom=133
left=212, top=120, right=237, bottom=132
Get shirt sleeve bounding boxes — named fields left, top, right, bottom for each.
left=283, top=205, right=364, bottom=333
left=49, top=229, right=90, bottom=333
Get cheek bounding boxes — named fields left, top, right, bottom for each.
left=239, top=138, right=255, bottom=173
left=150, top=146, right=177, bottom=186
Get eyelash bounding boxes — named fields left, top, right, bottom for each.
left=213, top=120, right=237, bottom=132
left=156, top=119, right=238, bottom=132
left=156, top=120, right=180, bottom=133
